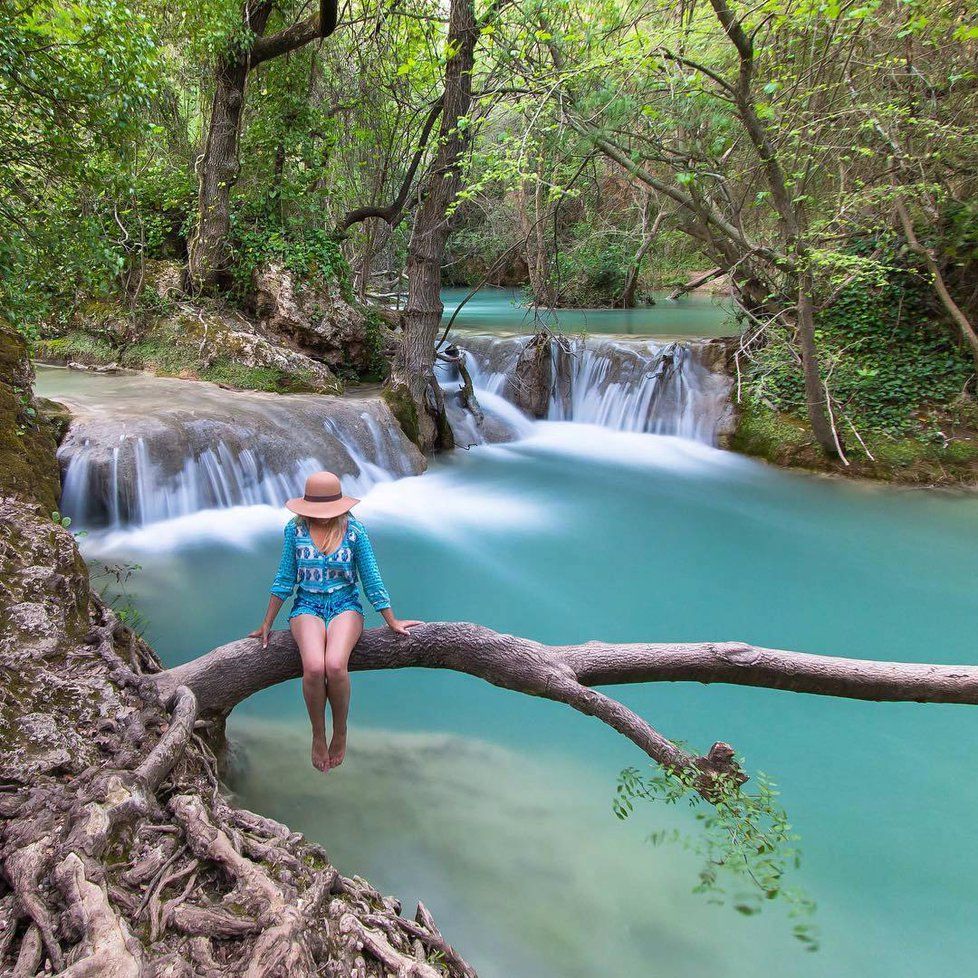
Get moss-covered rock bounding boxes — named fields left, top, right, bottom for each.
left=729, top=395, right=978, bottom=487
left=382, top=381, right=422, bottom=448
left=0, top=323, right=62, bottom=513
left=32, top=259, right=410, bottom=395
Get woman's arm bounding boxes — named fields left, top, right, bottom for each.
left=351, top=521, right=422, bottom=636
left=250, top=521, right=297, bottom=648
left=250, top=595, right=284, bottom=649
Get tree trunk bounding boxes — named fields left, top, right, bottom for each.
left=617, top=201, right=663, bottom=308
left=187, top=1, right=334, bottom=293
left=386, top=0, right=481, bottom=454
left=187, top=56, right=250, bottom=293
left=797, top=270, right=842, bottom=457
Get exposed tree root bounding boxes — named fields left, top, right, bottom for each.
left=0, top=499, right=475, bottom=978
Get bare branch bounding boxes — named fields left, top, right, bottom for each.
left=152, top=623, right=978, bottom=802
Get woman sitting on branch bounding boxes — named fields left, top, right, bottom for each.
left=251, top=471, right=421, bottom=772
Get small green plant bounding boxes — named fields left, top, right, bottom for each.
left=51, top=510, right=71, bottom=528
left=615, top=760, right=818, bottom=951
left=91, top=561, right=148, bottom=636
left=14, top=389, right=36, bottom=437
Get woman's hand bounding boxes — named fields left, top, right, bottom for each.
left=251, top=597, right=283, bottom=648
left=386, top=617, right=423, bottom=637
left=249, top=622, right=271, bottom=649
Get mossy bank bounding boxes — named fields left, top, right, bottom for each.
left=34, top=261, right=394, bottom=396
left=729, top=396, right=978, bottom=487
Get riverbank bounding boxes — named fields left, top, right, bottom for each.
left=34, top=260, right=391, bottom=396
left=35, top=276, right=978, bottom=489
left=729, top=397, right=978, bottom=489
left=0, top=324, right=472, bottom=977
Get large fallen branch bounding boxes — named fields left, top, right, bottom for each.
left=153, top=622, right=978, bottom=795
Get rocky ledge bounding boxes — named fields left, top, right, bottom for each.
left=0, top=323, right=473, bottom=976
left=36, top=261, right=394, bottom=397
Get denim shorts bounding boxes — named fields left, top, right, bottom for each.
left=289, top=587, right=364, bottom=627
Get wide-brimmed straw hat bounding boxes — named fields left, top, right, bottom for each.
left=286, top=470, right=359, bottom=519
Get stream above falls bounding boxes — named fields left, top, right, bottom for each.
left=32, top=294, right=978, bottom=978
left=441, top=286, right=734, bottom=337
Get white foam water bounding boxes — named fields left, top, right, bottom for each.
left=40, top=369, right=424, bottom=529
left=455, top=334, right=733, bottom=444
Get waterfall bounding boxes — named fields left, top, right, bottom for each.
left=453, top=334, right=733, bottom=444
left=50, top=372, right=425, bottom=528
left=42, top=328, right=734, bottom=532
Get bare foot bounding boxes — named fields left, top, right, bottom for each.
left=312, top=736, right=331, bottom=773
left=329, top=728, right=347, bottom=769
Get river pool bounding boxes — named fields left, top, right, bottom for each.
left=35, top=307, right=978, bottom=978
left=441, top=286, right=734, bottom=337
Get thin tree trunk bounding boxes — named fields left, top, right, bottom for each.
left=386, top=0, right=483, bottom=454
left=187, top=57, right=250, bottom=292
left=618, top=207, right=664, bottom=308
left=894, top=196, right=978, bottom=373
left=797, top=270, right=841, bottom=457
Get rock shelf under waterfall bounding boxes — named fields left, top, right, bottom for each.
left=449, top=333, right=735, bottom=444
left=38, top=333, right=735, bottom=529
left=36, top=369, right=425, bottom=527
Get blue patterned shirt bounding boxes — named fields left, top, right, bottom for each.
left=270, top=515, right=391, bottom=611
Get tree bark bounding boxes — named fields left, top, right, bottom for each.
left=187, top=55, right=253, bottom=293
left=187, top=0, right=338, bottom=293
left=386, top=0, right=483, bottom=454
left=152, top=621, right=978, bottom=801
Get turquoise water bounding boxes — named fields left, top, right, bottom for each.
left=76, top=426, right=978, bottom=978
left=441, top=286, right=735, bottom=337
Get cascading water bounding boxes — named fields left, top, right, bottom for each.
left=39, top=370, right=425, bottom=528
left=453, top=333, right=734, bottom=444
left=39, top=328, right=734, bottom=530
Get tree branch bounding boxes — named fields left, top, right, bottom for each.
left=250, top=0, right=338, bottom=67
left=336, top=100, right=444, bottom=233
left=151, top=623, right=978, bottom=799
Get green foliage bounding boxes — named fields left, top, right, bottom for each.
left=359, top=311, right=393, bottom=383
left=0, top=0, right=162, bottom=332
left=91, top=560, right=147, bottom=636
left=230, top=224, right=351, bottom=299
left=749, top=245, right=974, bottom=436
left=555, top=233, right=630, bottom=307
left=615, top=761, right=818, bottom=950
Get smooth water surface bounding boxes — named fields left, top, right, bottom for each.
left=442, top=286, right=735, bottom=337
left=67, top=422, right=978, bottom=978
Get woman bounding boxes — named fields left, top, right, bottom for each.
left=251, top=470, right=421, bottom=773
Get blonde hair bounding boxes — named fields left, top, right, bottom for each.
left=300, top=513, right=348, bottom=554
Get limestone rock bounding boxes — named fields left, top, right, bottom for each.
left=252, top=263, right=375, bottom=376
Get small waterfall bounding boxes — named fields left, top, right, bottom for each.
left=50, top=373, right=425, bottom=528
left=454, top=334, right=733, bottom=444
left=435, top=351, right=535, bottom=448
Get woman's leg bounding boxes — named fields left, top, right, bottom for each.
left=290, top=613, right=330, bottom=773
left=324, top=609, right=363, bottom=768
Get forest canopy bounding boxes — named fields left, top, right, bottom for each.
left=3, top=0, right=978, bottom=462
